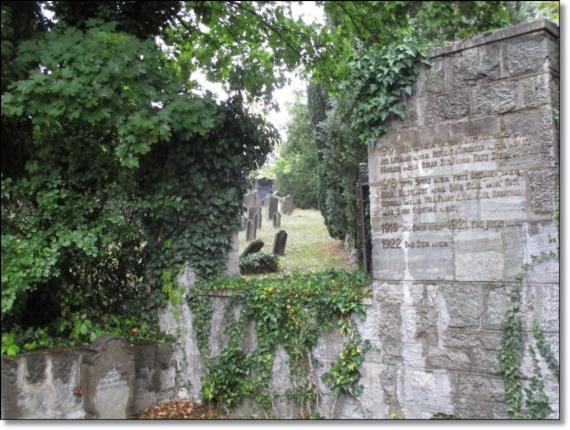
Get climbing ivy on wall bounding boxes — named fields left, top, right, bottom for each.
left=187, top=270, right=372, bottom=418
left=499, top=249, right=559, bottom=419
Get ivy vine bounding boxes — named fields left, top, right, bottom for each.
left=498, top=250, right=559, bottom=419
left=186, top=269, right=372, bottom=418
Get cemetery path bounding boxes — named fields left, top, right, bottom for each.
left=239, top=208, right=352, bottom=274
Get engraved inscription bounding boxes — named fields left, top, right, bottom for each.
left=375, top=130, right=532, bottom=250
left=97, top=368, right=127, bottom=392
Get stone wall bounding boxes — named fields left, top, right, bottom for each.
left=1, top=341, right=175, bottom=419
left=367, top=19, right=559, bottom=418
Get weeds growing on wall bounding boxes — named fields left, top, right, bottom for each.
left=187, top=269, right=372, bottom=418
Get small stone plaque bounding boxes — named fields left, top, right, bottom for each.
left=81, top=336, right=135, bottom=419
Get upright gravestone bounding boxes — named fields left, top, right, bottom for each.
left=267, top=196, right=279, bottom=221
left=81, top=336, right=135, bottom=419
left=244, top=190, right=260, bottom=208
left=272, top=230, right=287, bottom=256
left=254, top=208, right=262, bottom=229
left=281, top=195, right=294, bottom=215
left=240, top=215, right=248, bottom=231
left=273, top=211, right=281, bottom=228
left=246, top=219, right=256, bottom=241
left=366, top=20, right=559, bottom=418
left=247, top=206, right=258, bottom=220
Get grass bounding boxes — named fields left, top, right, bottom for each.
left=238, top=208, right=352, bottom=274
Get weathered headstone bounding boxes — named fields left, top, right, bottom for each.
left=240, top=215, right=248, bottom=231
left=254, top=208, right=262, bottom=229
left=366, top=21, right=560, bottom=419
left=247, top=206, right=258, bottom=220
left=240, top=239, right=264, bottom=258
left=246, top=219, right=256, bottom=241
left=244, top=190, right=260, bottom=208
left=267, top=196, right=279, bottom=221
left=281, top=195, right=294, bottom=215
left=273, top=211, right=281, bottom=228
left=272, top=230, right=287, bottom=256
left=81, top=336, right=135, bottom=419
left=254, top=177, right=274, bottom=203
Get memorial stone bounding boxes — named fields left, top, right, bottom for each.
left=273, top=211, right=281, bottom=228
left=81, top=336, right=135, bottom=419
left=272, top=230, right=288, bottom=256
left=246, top=220, right=256, bottom=241
left=241, top=239, right=264, bottom=257
left=281, top=195, right=294, bottom=215
left=267, top=196, right=279, bottom=221
left=240, top=215, right=248, bottom=231
left=254, top=208, right=262, bottom=229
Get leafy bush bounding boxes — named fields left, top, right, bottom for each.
left=239, top=252, right=279, bottom=275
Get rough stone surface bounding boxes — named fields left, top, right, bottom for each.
left=367, top=20, right=559, bottom=419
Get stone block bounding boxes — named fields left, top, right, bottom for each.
left=537, top=283, right=559, bottom=333
left=527, top=168, right=558, bottom=217
left=454, top=230, right=504, bottom=282
left=473, top=79, right=518, bottom=116
left=500, top=107, right=557, bottom=167
left=518, top=73, right=552, bottom=109
left=502, top=33, right=551, bottom=77
left=450, top=372, right=505, bottom=402
left=482, top=284, right=512, bottom=330
left=441, top=284, right=482, bottom=328
left=503, top=225, right=527, bottom=280
left=421, top=90, right=470, bottom=125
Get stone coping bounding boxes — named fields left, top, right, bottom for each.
left=427, top=19, right=559, bottom=58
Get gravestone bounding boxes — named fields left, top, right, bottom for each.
left=246, top=220, right=256, bottom=241
left=254, top=209, right=262, bottom=229
left=254, top=177, right=274, bottom=203
left=267, top=196, right=279, bottom=221
left=366, top=20, right=559, bottom=418
left=281, top=195, right=294, bottom=215
left=81, top=336, right=135, bottom=419
left=244, top=190, right=260, bottom=208
left=240, top=215, right=248, bottom=231
left=273, top=211, right=281, bottom=228
left=240, top=239, right=264, bottom=258
left=247, top=206, right=258, bottom=220
left=272, top=230, right=287, bottom=256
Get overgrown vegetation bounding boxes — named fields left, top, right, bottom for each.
left=239, top=252, right=280, bottom=275
left=1, top=2, right=278, bottom=353
left=187, top=269, right=372, bottom=418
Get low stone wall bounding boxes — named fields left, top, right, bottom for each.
left=1, top=340, right=175, bottom=419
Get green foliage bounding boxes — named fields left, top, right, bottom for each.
left=188, top=269, right=372, bottom=416
left=2, top=312, right=174, bottom=356
left=273, top=93, right=319, bottom=208
left=499, top=249, right=558, bottom=419
left=322, top=336, right=371, bottom=396
left=239, top=252, right=279, bottom=275
left=348, top=40, right=425, bottom=145
left=1, top=15, right=276, bottom=352
left=531, top=321, right=559, bottom=381
left=525, top=345, right=552, bottom=419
